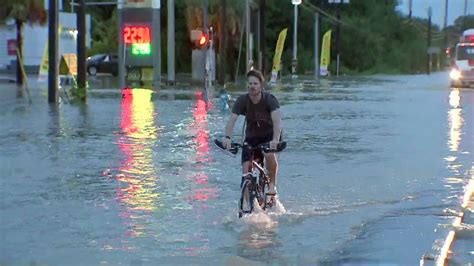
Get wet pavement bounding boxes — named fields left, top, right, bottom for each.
left=0, top=72, right=473, bottom=265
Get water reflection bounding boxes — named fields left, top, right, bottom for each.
left=438, top=88, right=467, bottom=265
left=188, top=90, right=217, bottom=203
left=237, top=227, right=283, bottom=262
left=116, top=88, right=159, bottom=237
left=447, top=89, right=462, bottom=152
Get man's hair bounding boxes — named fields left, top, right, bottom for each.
left=246, top=69, right=264, bottom=83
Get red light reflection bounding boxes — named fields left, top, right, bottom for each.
left=189, top=91, right=217, bottom=201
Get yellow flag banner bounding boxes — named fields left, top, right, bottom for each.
left=270, top=28, right=288, bottom=83
left=320, top=30, right=331, bottom=76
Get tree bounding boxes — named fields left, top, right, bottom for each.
left=0, top=0, right=47, bottom=85
left=454, top=15, right=474, bottom=32
left=86, top=2, right=118, bottom=56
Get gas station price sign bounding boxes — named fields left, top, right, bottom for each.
left=131, top=43, right=151, bottom=55
left=123, top=25, right=151, bottom=44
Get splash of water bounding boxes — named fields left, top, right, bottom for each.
left=239, top=198, right=288, bottom=228
left=266, top=197, right=287, bottom=215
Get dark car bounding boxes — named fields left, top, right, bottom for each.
left=86, top=54, right=118, bottom=76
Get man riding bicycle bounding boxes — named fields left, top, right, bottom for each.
left=221, top=69, right=282, bottom=200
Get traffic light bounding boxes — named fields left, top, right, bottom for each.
left=190, top=29, right=209, bottom=49
left=197, top=34, right=208, bottom=48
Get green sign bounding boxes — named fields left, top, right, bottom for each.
left=131, top=43, right=151, bottom=55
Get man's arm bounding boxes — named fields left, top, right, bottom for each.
left=222, top=113, right=239, bottom=149
left=225, top=113, right=239, bottom=137
left=270, top=109, right=282, bottom=142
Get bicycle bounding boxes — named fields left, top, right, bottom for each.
left=215, top=139, right=286, bottom=218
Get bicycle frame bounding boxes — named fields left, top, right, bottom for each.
left=239, top=145, right=271, bottom=218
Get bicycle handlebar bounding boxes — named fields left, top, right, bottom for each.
left=214, top=139, right=287, bottom=154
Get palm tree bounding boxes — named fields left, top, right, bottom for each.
left=0, top=0, right=47, bottom=85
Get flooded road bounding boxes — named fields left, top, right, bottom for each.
left=0, top=72, right=472, bottom=265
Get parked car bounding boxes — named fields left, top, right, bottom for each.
left=86, top=54, right=118, bottom=76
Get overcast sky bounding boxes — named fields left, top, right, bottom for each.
left=397, top=0, right=473, bottom=27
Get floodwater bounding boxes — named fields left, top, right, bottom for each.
left=0, top=72, right=472, bottom=265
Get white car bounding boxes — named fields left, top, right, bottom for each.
left=450, top=30, right=474, bottom=88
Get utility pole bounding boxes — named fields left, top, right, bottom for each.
left=427, top=7, right=432, bottom=75
left=314, top=11, right=319, bottom=81
left=48, top=0, right=59, bottom=103
left=15, top=20, right=23, bottom=87
left=335, top=1, right=341, bottom=76
left=246, top=0, right=252, bottom=72
left=218, top=0, right=226, bottom=85
left=76, top=0, right=87, bottom=101
left=203, top=0, right=208, bottom=32
left=167, top=0, right=175, bottom=85
left=257, top=8, right=261, bottom=71
left=465, top=0, right=468, bottom=16
left=202, top=0, right=211, bottom=89
left=152, top=0, right=161, bottom=89
left=464, top=0, right=468, bottom=30
left=408, top=0, right=412, bottom=19
left=443, top=0, right=448, bottom=50
left=260, top=0, right=266, bottom=74
left=329, top=0, right=348, bottom=76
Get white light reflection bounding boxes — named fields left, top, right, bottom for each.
left=447, top=89, right=463, bottom=152
left=437, top=88, right=470, bottom=266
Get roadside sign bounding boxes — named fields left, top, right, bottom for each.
left=59, top=54, right=78, bottom=76
left=7, top=40, right=16, bottom=55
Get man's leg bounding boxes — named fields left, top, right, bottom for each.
left=242, top=161, right=251, bottom=176
left=264, top=152, right=278, bottom=194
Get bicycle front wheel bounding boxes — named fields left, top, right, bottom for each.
left=239, top=178, right=255, bottom=218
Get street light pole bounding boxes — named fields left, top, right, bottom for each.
left=291, top=0, right=301, bottom=79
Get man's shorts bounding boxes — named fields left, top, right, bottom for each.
left=241, top=132, right=273, bottom=164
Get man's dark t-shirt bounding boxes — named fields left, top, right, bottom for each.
left=232, top=91, right=280, bottom=138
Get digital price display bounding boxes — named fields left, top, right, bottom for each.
left=131, top=43, right=151, bottom=55
left=123, top=26, right=151, bottom=44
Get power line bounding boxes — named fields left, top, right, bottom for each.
left=301, top=2, right=344, bottom=26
